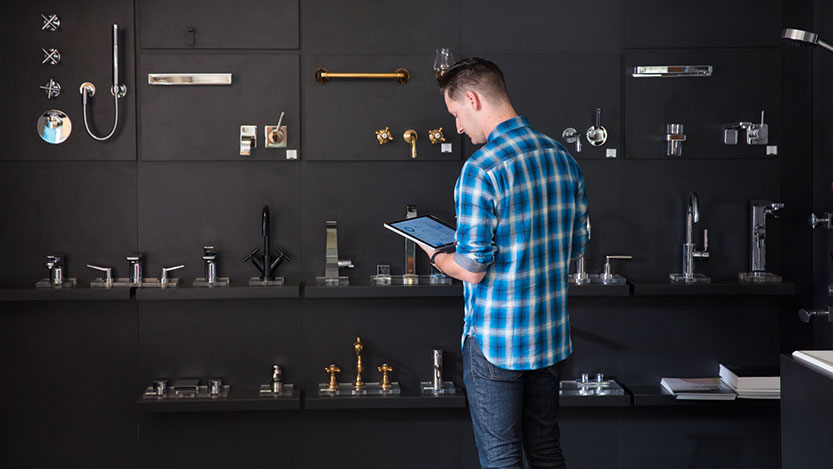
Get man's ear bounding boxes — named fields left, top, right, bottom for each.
left=465, top=90, right=481, bottom=111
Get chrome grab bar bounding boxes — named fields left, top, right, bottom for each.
left=148, top=73, right=232, bottom=85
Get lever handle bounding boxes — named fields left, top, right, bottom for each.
left=702, top=229, right=709, bottom=252
left=595, top=107, right=602, bottom=128
left=162, top=265, right=185, bottom=274
left=243, top=248, right=260, bottom=262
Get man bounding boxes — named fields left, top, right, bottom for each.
left=422, top=57, right=588, bottom=468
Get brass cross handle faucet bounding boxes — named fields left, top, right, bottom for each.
left=378, top=364, right=393, bottom=391
left=428, top=128, right=445, bottom=144
left=325, top=364, right=341, bottom=392
left=353, top=337, right=365, bottom=388
left=403, top=129, right=418, bottom=158
left=376, top=126, right=394, bottom=144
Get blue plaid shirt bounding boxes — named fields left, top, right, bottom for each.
left=454, top=116, right=588, bottom=371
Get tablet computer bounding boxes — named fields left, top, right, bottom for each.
left=384, top=215, right=457, bottom=251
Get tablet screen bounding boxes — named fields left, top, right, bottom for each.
left=386, top=215, right=456, bottom=249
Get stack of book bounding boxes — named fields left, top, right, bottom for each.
left=659, top=377, right=736, bottom=400
left=718, top=364, right=780, bottom=399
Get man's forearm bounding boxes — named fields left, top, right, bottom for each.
left=432, top=252, right=486, bottom=284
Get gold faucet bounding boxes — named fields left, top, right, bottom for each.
left=376, top=126, right=393, bottom=145
left=353, top=337, right=365, bottom=389
left=428, top=127, right=445, bottom=144
left=325, top=364, right=340, bottom=392
left=378, top=363, right=393, bottom=391
left=403, top=129, right=418, bottom=158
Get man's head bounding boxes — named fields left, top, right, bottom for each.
left=438, top=57, right=515, bottom=145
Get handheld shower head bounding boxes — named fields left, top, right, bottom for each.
left=781, top=28, right=833, bottom=54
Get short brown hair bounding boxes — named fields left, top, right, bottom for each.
left=438, top=57, right=509, bottom=103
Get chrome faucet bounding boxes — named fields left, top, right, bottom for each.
left=203, top=246, right=218, bottom=284
left=317, top=220, right=353, bottom=285
left=739, top=201, right=783, bottom=283
left=45, top=255, right=65, bottom=286
left=670, top=193, right=710, bottom=283
left=127, top=254, right=143, bottom=285
left=570, top=215, right=591, bottom=284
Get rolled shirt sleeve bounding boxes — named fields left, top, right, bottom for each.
left=454, top=161, right=498, bottom=273
left=570, top=171, right=589, bottom=261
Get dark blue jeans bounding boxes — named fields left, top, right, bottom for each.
left=463, top=335, right=567, bottom=469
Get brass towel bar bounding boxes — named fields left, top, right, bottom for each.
left=314, top=67, right=410, bottom=85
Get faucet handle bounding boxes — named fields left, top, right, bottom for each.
left=86, top=264, right=113, bottom=284
left=601, top=255, right=631, bottom=283
left=702, top=229, right=709, bottom=252
left=338, top=259, right=354, bottom=269
left=160, top=264, right=184, bottom=287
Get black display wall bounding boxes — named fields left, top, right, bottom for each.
left=0, top=1, right=817, bottom=468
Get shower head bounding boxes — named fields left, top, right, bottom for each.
left=781, top=28, right=833, bottom=54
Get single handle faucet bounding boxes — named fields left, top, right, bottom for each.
left=160, top=264, right=184, bottom=288
left=45, top=255, right=66, bottom=286
left=86, top=264, right=113, bottom=287
left=403, top=129, right=418, bottom=159
left=202, top=246, right=218, bottom=284
left=671, top=193, right=711, bottom=283
left=600, top=255, right=632, bottom=284
left=127, top=255, right=143, bottom=284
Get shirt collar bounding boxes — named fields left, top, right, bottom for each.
left=487, top=116, right=530, bottom=143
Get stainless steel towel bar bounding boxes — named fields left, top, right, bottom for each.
left=147, top=73, right=232, bottom=85
left=631, top=65, right=712, bottom=78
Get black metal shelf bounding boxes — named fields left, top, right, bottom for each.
left=560, top=394, right=632, bottom=407
left=134, top=283, right=300, bottom=300
left=0, top=287, right=131, bottom=302
left=304, top=392, right=467, bottom=410
left=136, top=390, right=301, bottom=413
left=630, top=280, right=795, bottom=296
left=625, top=384, right=779, bottom=407
left=567, top=283, right=631, bottom=297
left=304, top=282, right=463, bottom=299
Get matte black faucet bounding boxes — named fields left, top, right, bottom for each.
left=243, top=205, right=290, bottom=281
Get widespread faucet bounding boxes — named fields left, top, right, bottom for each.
left=740, top=201, right=783, bottom=283
left=670, top=193, right=710, bottom=283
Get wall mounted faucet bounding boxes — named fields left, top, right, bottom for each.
left=724, top=111, right=769, bottom=146
left=244, top=205, right=290, bottom=286
left=739, top=201, right=783, bottom=283
left=586, top=108, right=608, bottom=146
left=562, top=127, right=582, bottom=153
left=403, top=129, right=418, bottom=158
left=670, top=193, right=710, bottom=283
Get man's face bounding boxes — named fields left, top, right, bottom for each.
left=444, top=90, right=485, bottom=145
